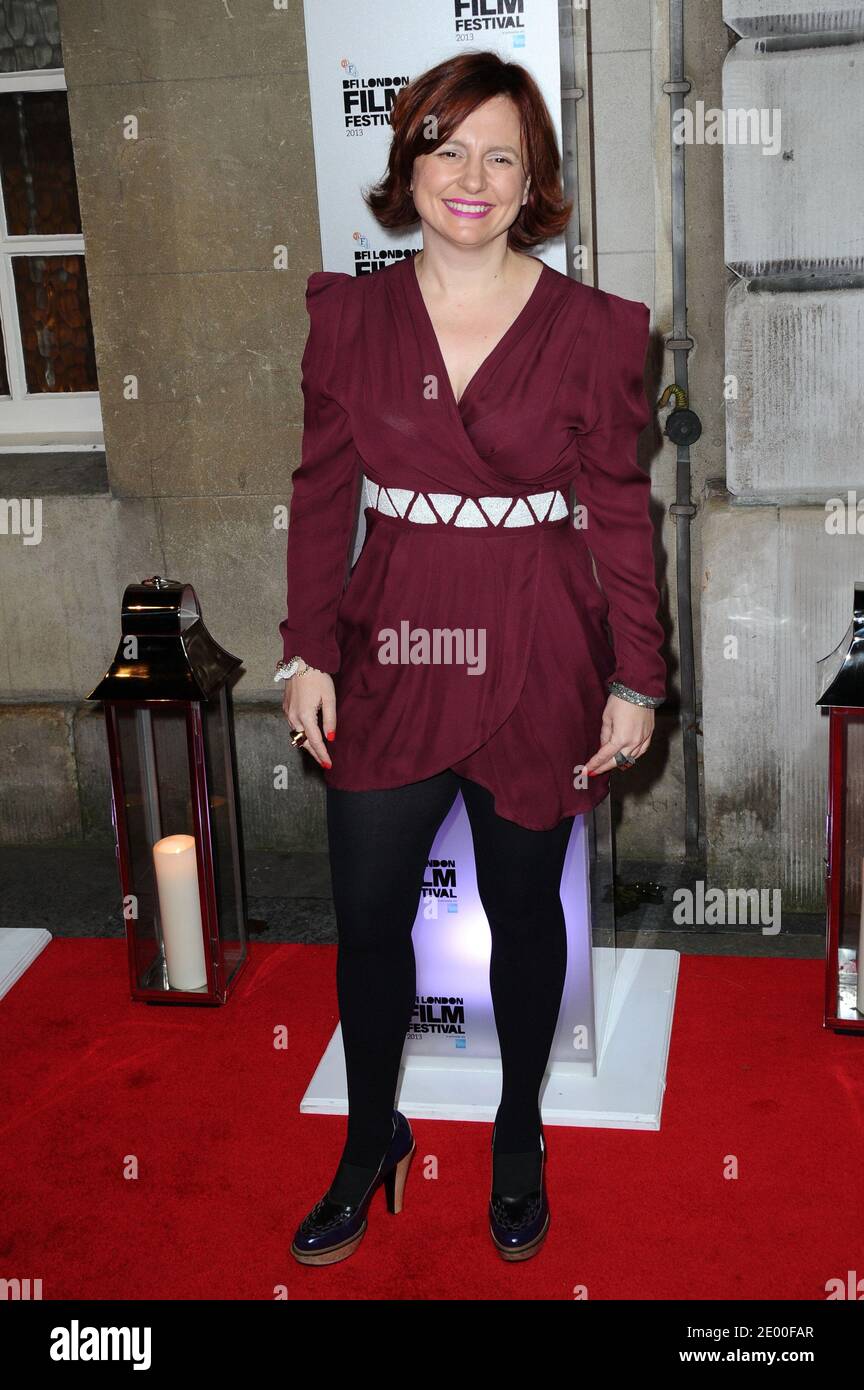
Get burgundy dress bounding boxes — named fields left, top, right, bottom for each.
left=278, top=254, right=666, bottom=831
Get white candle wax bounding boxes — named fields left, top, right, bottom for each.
left=152, top=834, right=208, bottom=991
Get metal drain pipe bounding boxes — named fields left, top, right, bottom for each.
left=663, top=0, right=701, bottom=860
left=560, top=0, right=701, bottom=860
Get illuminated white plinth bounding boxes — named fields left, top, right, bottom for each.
left=301, top=947, right=678, bottom=1130
left=300, top=793, right=679, bottom=1130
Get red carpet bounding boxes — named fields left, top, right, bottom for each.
left=1, top=939, right=861, bottom=1301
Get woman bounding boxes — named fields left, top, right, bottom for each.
left=277, top=50, right=665, bottom=1266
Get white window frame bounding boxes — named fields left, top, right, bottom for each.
left=0, top=67, right=102, bottom=451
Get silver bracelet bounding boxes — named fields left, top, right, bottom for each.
left=607, top=680, right=664, bottom=708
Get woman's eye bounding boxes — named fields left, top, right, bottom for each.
left=435, top=150, right=513, bottom=164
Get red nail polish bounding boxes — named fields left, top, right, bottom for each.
left=326, top=730, right=336, bottom=741
left=323, top=760, right=332, bottom=769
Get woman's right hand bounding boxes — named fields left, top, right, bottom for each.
left=281, top=669, right=337, bottom=770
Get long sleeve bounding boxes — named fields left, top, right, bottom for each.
left=278, top=271, right=362, bottom=674
left=571, top=290, right=666, bottom=704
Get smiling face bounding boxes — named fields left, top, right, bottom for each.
left=410, top=93, right=530, bottom=249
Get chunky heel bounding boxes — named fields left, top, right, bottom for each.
left=383, top=1140, right=415, bottom=1214
left=291, top=1110, right=415, bottom=1266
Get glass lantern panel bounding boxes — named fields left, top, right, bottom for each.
left=837, top=711, right=864, bottom=1022
left=199, top=686, right=248, bottom=988
left=114, top=703, right=209, bottom=995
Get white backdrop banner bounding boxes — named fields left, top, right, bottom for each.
left=302, top=0, right=568, bottom=276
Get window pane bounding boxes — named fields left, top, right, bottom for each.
left=0, top=1, right=62, bottom=74
left=12, top=254, right=97, bottom=392
left=0, top=90, right=81, bottom=235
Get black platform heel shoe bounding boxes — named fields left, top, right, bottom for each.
left=488, top=1122, right=550, bottom=1262
left=290, top=1110, right=415, bottom=1266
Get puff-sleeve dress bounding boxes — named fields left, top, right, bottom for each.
left=278, top=254, right=666, bottom=831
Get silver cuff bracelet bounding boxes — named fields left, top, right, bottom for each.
left=607, top=680, right=664, bottom=708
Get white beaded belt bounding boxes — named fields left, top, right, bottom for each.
left=362, top=474, right=569, bottom=528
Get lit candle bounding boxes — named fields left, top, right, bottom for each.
left=152, top=834, right=208, bottom=990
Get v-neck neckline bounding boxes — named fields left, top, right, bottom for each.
left=406, top=252, right=550, bottom=414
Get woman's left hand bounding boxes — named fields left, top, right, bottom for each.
left=583, top=694, right=654, bottom=777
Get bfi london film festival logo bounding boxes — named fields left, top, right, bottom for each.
left=419, top=849, right=459, bottom=929
left=453, top=0, right=528, bottom=38
left=450, top=1, right=600, bottom=42
left=406, top=851, right=466, bottom=1045
left=349, top=233, right=415, bottom=277
left=338, top=61, right=409, bottom=132
left=422, top=854, right=457, bottom=909
left=409, top=995, right=466, bottom=1042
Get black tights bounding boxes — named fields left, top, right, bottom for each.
left=324, top=769, right=574, bottom=1195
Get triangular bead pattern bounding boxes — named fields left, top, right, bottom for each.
left=479, top=496, right=512, bottom=526
left=548, top=491, right=569, bottom=521
left=428, top=493, right=462, bottom=523
left=377, top=488, right=398, bottom=516
left=407, top=493, right=438, bottom=523
left=528, top=491, right=554, bottom=520
left=503, top=498, right=535, bottom=527
left=388, top=487, right=414, bottom=517
left=454, top=498, right=487, bottom=527
left=362, top=475, right=567, bottom=529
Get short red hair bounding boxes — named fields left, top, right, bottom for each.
left=364, top=50, right=572, bottom=251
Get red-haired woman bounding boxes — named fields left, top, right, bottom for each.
left=278, top=50, right=665, bottom=1266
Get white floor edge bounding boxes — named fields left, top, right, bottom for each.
left=0, top=927, right=52, bottom=1003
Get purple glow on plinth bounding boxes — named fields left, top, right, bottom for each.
left=404, top=791, right=595, bottom=1064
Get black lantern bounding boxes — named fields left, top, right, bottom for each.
left=816, top=580, right=864, bottom=1032
left=87, top=576, right=249, bottom=1004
